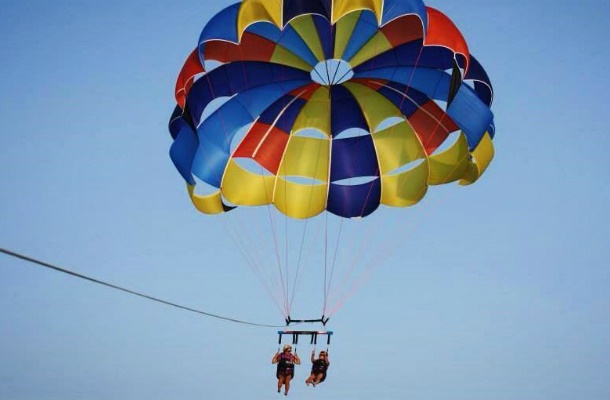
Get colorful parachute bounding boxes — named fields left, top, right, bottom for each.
left=167, top=0, right=496, bottom=322
left=168, top=0, right=495, bottom=219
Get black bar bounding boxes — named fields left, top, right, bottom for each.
left=285, top=315, right=329, bottom=326
left=277, top=330, right=333, bottom=347
left=278, top=330, right=333, bottom=335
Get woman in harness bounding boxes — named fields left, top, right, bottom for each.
left=272, top=344, right=301, bottom=395
left=305, top=350, right=330, bottom=387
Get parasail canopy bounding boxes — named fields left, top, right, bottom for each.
left=169, top=0, right=495, bottom=220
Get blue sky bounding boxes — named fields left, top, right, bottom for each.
left=1, top=1, right=609, bottom=399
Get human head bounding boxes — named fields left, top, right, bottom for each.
left=319, top=351, right=327, bottom=357
left=283, top=344, right=292, bottom=352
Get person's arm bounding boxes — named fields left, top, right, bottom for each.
left=311, top=350, right=316, bottom=363
left=294, top=353, right=301, bottom=365
left=272, top=352, right=279, bottom=364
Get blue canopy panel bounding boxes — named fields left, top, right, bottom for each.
left=330, top=85, right=368, bottom=135
left=353, top=41, right=456, bottom=73
left=488, top=121, right=496, bottom=138
left=330, top=135, right=379, bottom=182
left=373, top=82, right=429, bottom=119
left=354, top=66, right=451, bottom=104
left=327, top=179, right=381, bottom=218
left=455, top=53, right=468, bottom=72
left=258, top=93, right=308, bottom=134
left=341, top=11, right=379, bottom=62
left=197, top=100, right=253, bottom=151
left=191, top=138, right=230, bottom=188
left=244, top=21, right=283, bottom=43
left=277, top=23, right=320, bottom=67
left=186, top=62, right=311, bottom=127
left=198, top=2, right=241, bottom=61
left=381, top=0, right=427, bottom=31
left=169, top=118, right=199, bottom=186
left=169, top=105, right=186, bottom=139
left=192, top=79, right=312, bottom=187
left=464, top=55, right=493, bottom=106
left=356, top=67, right=492, bottom=150
left=417, top=45, right=458, bottom=71
left=446, top=84, right=494, bottom=150
left=353, top=40, right=421, bottom=72
left=472, top=80, right=493, bottom=108
left=313, top=14, right=334, bottom=59
left=283, top=0, right=332, bottom=26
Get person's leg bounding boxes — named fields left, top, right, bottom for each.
left=306, top=373, right=314, bottom=385
left=278, top=375, right=285, bottom=393
left=284, top=375, right=292, bottom=395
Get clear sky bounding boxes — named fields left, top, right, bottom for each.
left=1, top=1, right=609, bottom=399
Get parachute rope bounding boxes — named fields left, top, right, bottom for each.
left=326, top=135, right=480, bottom=317
left=223, top=214, right=287, bottom=317
left=288, top=217, right=311, bottom=311
left=266, top=204, right=290, bottom=317
left=323, top=212, right=329, bottom=315
left=323, top=214, right=344, bottom=316
left=0, top=247, right=284, bottom=328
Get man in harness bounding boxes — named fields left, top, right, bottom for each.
left=272, top=344, right=301, bottom=395
left=305, top=350, right=330, bottom=387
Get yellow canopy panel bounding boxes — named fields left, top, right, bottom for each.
left=333, top=10, right=361, bottom=59
left=278, top=135, right=330, bottom=182
left=187, top=184, right=227, bottom=215
left=289, top=14, right=326, bottom=62
left=238, top=0, right=282, bottom=38
left=428, top=132, right=470, bottom=185
left=460, top=131, right=495, bottom=185
left=292, top=86, right=331, bottom=134
left=221, top=159, right=275, bottom=206
left=347, top=31, right=392, bottom=68
left=372, top=119, right=426, bottom=174
left=273, top=178, right=328, bottom=219
left=380, top=160, right=429, bottom=207
left=332, top=0, right=383, bottom=24
left=343, top=81, right=403, bottom=132
left=271, top=45, right=315, bottom=71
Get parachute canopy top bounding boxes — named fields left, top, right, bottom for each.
left=168, top=0, right=496, bottom=220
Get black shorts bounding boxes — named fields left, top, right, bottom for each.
left=277, top=369, right=294, bottom=379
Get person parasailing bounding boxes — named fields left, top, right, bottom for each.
left=272, top=344, right=300, bottom=395
left=306, top=349, right=330, bottom=387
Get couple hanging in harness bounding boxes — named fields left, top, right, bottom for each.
left=272, top=345, right=330, bottom=395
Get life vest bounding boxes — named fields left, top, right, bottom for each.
left=311, top=359, right=328, bottom=374
left=276, top=352, right=295, bottom=377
